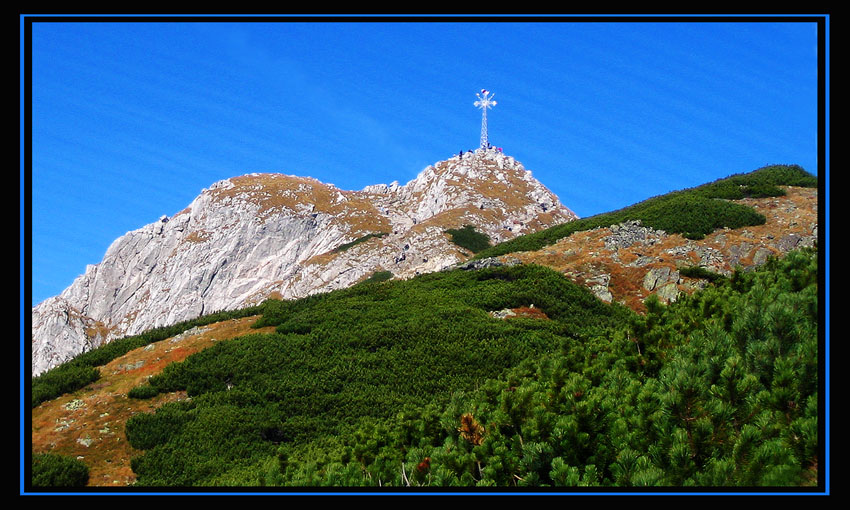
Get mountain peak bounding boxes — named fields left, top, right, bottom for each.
left=32, top=152, right=578, bottom=375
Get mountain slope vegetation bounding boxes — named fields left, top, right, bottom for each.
left=474, top=164, right=817, bottom=259
left=125, top=263, right=633, bottom=486
left=120, top=247, right=819, bottom=488
left=30, top=164, right=821, bottom=489
left=31, top=306, right=266, bottom=409
left=304, top=248, right=819, bottom=488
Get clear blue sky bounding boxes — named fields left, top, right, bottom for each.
left=26, top=16, right=824, bottom=307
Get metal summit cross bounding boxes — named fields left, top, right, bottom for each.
left=474, top=89, right=497, bottom=150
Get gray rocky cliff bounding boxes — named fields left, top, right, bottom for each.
left=31, top=149, right=578, bottom=375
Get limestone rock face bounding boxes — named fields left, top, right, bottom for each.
left=31, top=150, right=578, bottom=375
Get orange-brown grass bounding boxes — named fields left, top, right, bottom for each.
left=507, top=187, right=817, bottom=314
left=30, top=316, right=277, bottom=487
left=507, top=306, right=550, bottom=320
left=210, top=174, right=391, bottom=234
left=183, top=230, right=212, bottom=244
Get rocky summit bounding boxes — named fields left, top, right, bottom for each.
left=31, top=149, right=578, bottom=375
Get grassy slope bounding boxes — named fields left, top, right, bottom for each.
left=474, top=164, right=817, bottom=259
left=32, top=306, right=267, bottom=409
left=30, top=316, right=278, bottom=487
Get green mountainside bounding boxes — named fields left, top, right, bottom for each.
left=30, top=165, right=821, bottom=489
left=474, top=164, right=817, bottom=259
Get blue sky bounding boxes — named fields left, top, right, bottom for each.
left=26, top=16, right=824, bottom=307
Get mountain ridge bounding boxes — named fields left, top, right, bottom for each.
left=31, top=149, right=578, bottom=375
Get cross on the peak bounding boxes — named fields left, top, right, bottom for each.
left=474, top=89, right=496, bottom=150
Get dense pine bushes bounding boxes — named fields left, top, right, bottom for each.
left=31, top=453, right=90, bottom=487
left=270, top=249, right=819, bottom=488
left=125, top=264, right=633, bottom=486
left=30, top=365, right=100, bottom=409
left=123, top=247, right=819, bottom=488
left=445, top=224, right=492, bottom=253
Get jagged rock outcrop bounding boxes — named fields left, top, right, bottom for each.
left=31, top=149, right=578, bottom=375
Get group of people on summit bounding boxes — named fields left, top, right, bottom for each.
left=458, top=144, right=503, bottom=158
